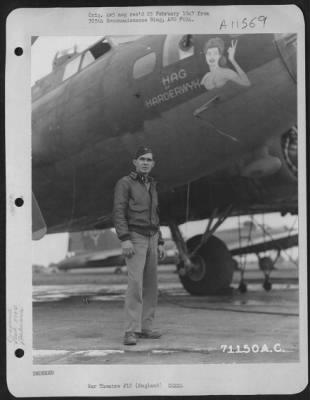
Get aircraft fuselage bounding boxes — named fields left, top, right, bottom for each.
left=32, top=34, right=297, bottom=232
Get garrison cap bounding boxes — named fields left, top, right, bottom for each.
left=135, top=146, right=154, bottom=160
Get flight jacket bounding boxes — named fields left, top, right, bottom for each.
left=113, top=171, right=164, bottom=245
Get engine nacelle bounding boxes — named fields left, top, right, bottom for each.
left=238, top=126, right=297, bottom=184
left=269, top=125, right=297, bottom=183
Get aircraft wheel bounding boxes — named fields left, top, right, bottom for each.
left=178, top=235, right=234, bottom=295
left=263, top=279, right=272, bottom=292
left=238, top=281, right=247, bottom=293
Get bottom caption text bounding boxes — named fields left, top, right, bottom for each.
left=88, top=382, right=183, bottom=390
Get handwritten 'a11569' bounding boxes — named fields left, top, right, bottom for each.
left=220, top=16, right=267, bottom=31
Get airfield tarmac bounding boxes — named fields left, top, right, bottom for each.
left=33, top=262, right=299, bottom=364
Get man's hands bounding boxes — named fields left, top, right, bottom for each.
left=122, top=240, right=134, bottom=257
left=158, top=244, right=166, bottom=260
left=122, top=240, right=166, bottom=260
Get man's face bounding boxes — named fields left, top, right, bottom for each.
left=133, top=152, right=155, bottom=175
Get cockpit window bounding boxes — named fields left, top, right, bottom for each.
left=62, top=56, right=81, bottom=81
left=81, top=51, right=96, bottom=69
left=163, top=35, right=194, bottom=67
left=89, top=39, right=111, bottom=59
left=80, top=39, right=112, bottom=70
left=133, top=52, right=156, bottom=79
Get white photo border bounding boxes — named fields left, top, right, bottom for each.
left=6, top=5, right=307, bottom=397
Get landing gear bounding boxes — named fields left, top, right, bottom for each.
left=263, top=277, right=272, bottom=291
left=237, top=266, right=247, bottom=293
left=169, top=208, right=234, bottom=296
left=238, top=280, right=247, bottom=294
left=177, top=235, right=234, bottom=295
left=259, top=256, right=274, bottom=291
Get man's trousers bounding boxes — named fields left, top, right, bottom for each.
left=124, top=231, right=158, bottom=333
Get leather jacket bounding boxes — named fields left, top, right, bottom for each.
left=113, top=171, right=164, bottom=244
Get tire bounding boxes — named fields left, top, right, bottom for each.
left=178, top=235, right=234, bottom=295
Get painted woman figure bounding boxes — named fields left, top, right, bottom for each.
left=201, top=37, right=250, bottom=90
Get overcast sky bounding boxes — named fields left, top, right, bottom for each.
left=31, top=36, right=101, bottom=85
left=31, top=35, right=142, bottom=85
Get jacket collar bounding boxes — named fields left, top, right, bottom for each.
left=129, top=171, right=155, bottom=183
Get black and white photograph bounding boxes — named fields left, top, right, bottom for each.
left=6, top=5, right=307, bottom=397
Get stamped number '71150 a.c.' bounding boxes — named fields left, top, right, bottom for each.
left=221, top=343, right=285, bottom=354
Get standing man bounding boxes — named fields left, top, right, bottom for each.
left=113, top=147, right=166, bottom=345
